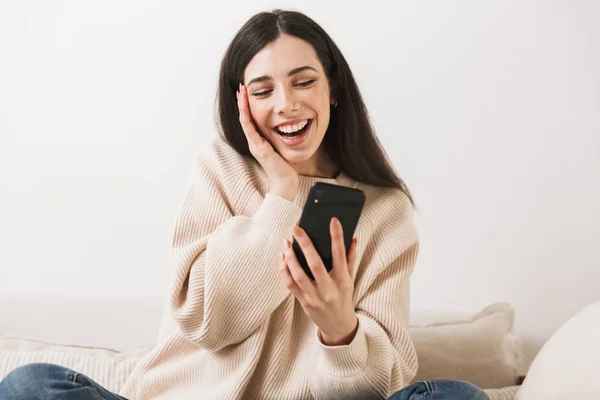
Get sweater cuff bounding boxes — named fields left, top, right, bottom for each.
left=252, top=193, right=302, bottom=237
left=315, top=318, right=369, bottom=377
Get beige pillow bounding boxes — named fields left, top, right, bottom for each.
left=408, top=302, right=523, bottom=389
left=515, top=302, right=600, bottom=400
left=0, top=335, right=151, bottom=393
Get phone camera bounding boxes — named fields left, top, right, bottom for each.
left=315, top=188, right=323, bottom=204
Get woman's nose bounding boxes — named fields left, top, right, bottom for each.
left=274, top=88, right=299, bottom=114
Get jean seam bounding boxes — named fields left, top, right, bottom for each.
left=424, top=380, right=433, bottom=394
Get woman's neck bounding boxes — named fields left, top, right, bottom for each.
left=293, top=148, right=339, bottom=178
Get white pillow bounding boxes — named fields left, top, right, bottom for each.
left=408, top=302, right=524, bottom=389
left=515, top=301, right=600, bottom=400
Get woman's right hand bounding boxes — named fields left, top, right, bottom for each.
left=237, top=84, right=299, bottom=202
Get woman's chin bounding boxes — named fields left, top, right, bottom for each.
left=269, top=133, right=322, bottom=169
left=278, top=150, right=316, bottom=166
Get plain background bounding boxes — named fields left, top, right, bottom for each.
left=1, top=1, right=599, bottom=355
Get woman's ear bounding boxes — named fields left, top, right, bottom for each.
left=329, top=81, right=338, bottom=107
left=330, top=94, right=338, bottom=108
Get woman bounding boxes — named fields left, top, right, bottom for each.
left=0, top=9, right=489, bottom=400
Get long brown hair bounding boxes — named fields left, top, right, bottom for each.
left=215, top=9, right=414, bottom=205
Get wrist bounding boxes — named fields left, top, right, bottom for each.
left=270, top=181, right=298, bottom=202
left=320, top=315, right=359, bottom=346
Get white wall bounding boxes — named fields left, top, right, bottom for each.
left=1, top=0, right=599, bottom=356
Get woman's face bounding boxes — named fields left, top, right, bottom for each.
left=243, top=34, right=336, bottom=174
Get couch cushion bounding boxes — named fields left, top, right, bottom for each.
left=408, top=302, right=523, bottom=389
left=0, top=335, right=151, bottom=393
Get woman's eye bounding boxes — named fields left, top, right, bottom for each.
left=251, top=80, right=314, bottom=97
left=252, top=90, right=272, bottom=97
left=296, top=80, right=315, bottom=87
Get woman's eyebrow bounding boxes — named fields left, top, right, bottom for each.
left=246, top=65, right=318, bottom=87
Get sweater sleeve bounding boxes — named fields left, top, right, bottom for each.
left=169, top=145, right=301, bottom=351
left=308, top=194, right=419, bottom=400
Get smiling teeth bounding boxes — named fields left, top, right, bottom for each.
left=277, top=120, right=308, bottom=133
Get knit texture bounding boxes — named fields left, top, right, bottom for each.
left=119, top=139, right=420, bottom=400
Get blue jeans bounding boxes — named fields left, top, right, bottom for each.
left=386, top=380, right=489, bottom=399
left=0, top=363, right=127, bottom=400
left=0, top=363, right=489, bottom=399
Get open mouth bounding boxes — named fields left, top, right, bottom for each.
left=273, top=119, right=312, bottom=138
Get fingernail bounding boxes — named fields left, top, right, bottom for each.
left=284, top=239, right=291, bottom=248
left=294, top=227, right=303, bottom=237
left=281, top=252, right=285, bottom=260
left=334, top=218, right=341, bottom=228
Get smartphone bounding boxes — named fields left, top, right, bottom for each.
left=292, top=182, right=366, bottom=280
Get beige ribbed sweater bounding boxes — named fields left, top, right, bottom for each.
left=119, top=139, right=420, bottom=400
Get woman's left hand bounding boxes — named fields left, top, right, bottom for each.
left=279, top=217, right=359, bottom=346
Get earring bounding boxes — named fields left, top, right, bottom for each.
left=332, top=98, right=338, bottom=108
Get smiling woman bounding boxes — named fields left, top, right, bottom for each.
left=0, top=8, right=489, bottom=400
left=217, top=10, right=414, bottom=200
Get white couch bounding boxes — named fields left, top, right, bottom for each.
left=0, top=292, right=528, bottom=399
